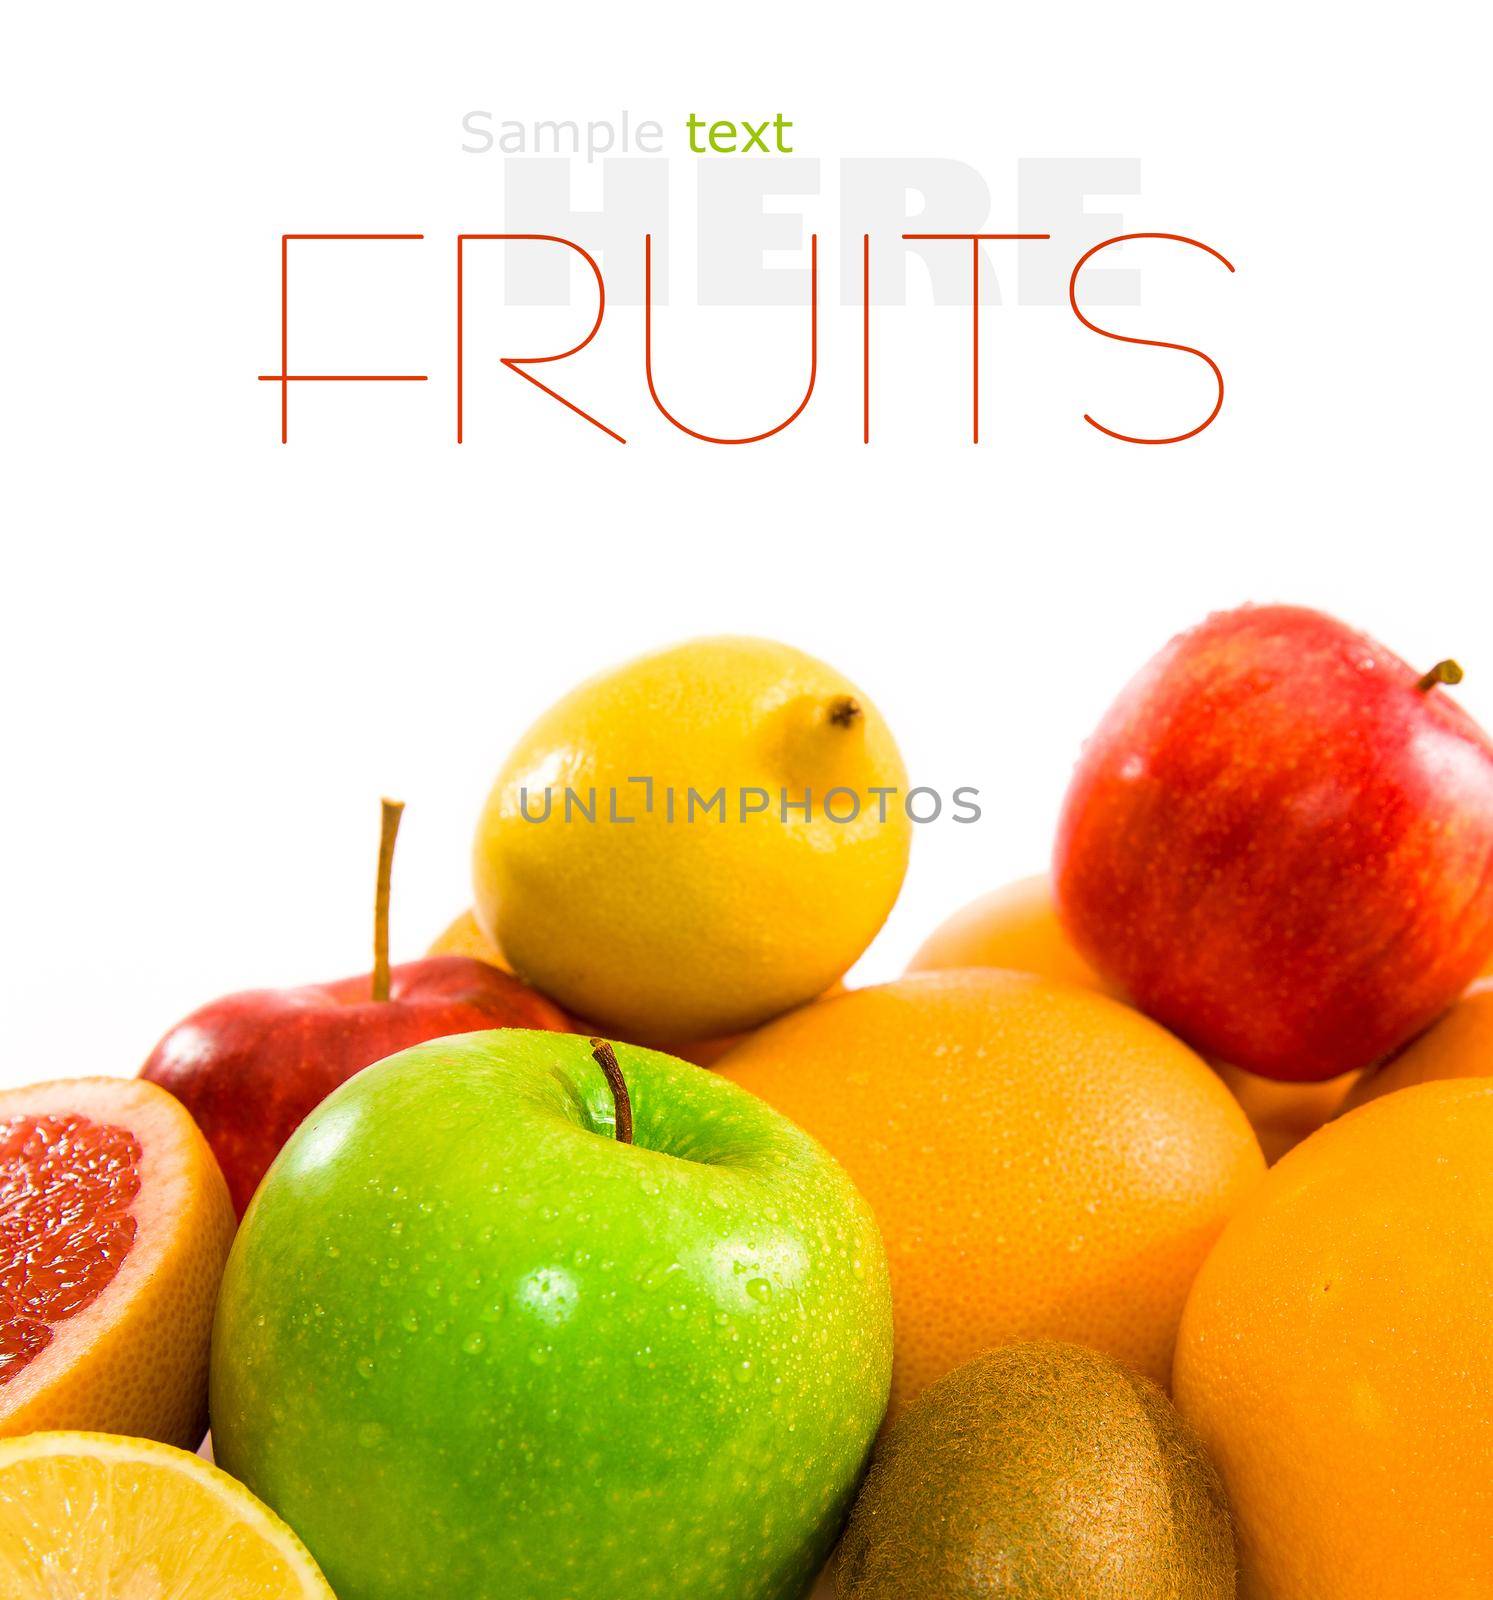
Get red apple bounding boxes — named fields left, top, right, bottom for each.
left=141, top=802, right=570, bottom=1213
left=1053, top=605, right=1493, bottom=1082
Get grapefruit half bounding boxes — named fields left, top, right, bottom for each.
left=0, top=1077, right=234, bottom=1447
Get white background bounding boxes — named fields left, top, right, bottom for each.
left=3, top=2, right=1489, bottom=1090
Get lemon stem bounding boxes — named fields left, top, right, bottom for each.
left=828, top=696, right=863, bottom=729
left=590, top=1040, right=634, bottom=1144
left=1415, top=660, right=1464, bottom=693
left=372, top=798, right=404, bottom=1002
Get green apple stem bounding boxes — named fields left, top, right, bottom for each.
left=589, top=1039, right=634, bottom=1145
left=827, top=695, right=863, bottom=729
left=372, top=798, right=405, bottom=1003
left=1416, top=660, right=1464, bottom=693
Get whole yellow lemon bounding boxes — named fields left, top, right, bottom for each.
left=472, top=637, right=910, bottom=1041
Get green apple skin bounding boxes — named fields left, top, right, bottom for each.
left=210, top=1029, right=892, bottom=1600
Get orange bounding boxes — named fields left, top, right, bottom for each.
left=1173, top=1081, right=1493, bottom=1600
left=1210, top=1060, right=1361, bottom=1164
left=905, top=873, right=1110, bottom=991
left=908, top=875, right=1352, bottom=1166
left=430, top=907, right=511, bottom=971
left=1340, top=977, right=1493, bottom=1113
left=0, top=1078, right=235, bottom=1448
left=0, top=1430, right=334, bottom=1597
left=670, top=983, right=849, bottom=1067
left=717, top=970, right=1264, bottom=1417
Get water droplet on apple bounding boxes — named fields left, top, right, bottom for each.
left=479, top=1297, right=506, bottom=1323
left=734, top=1360, right=754, bottom=1383
left=462, top=1332, right=486, bottom=1355
left=400, top=1310, right=420, bottom=1334
left=746, top=1278, right=772, bottom=1303
left=641, top=1261, right=682, bottom=1292
left=528, top=1344, right=552, bottom=1366
left=356, top=1356, right=375, bottom=1380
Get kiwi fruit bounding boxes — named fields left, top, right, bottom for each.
left=835, top=1340, right=1234, bottom=1599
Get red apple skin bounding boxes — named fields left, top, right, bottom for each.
left=141, top=956, right=570, bottom=1215
left=1053, top=605, right=1493, bottom=1082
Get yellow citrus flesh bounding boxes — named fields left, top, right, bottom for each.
left=473, top=636, right=910, bottom=1041
left=0, top=1431, right=334, bottom=1598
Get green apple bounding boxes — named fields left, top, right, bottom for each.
left=210, top=1029, right=892, bottom=1600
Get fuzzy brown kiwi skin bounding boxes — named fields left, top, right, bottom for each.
left=835, top=1340, right=1236, bottom=1600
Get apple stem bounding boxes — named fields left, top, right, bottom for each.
left=372, top=798, right=405, bottom=1003
left=589, top=1039, right=634, bottom=1145
left=1416, top=659, right=1464, bottom=693
left=827, top=695, right=862, bottom=729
